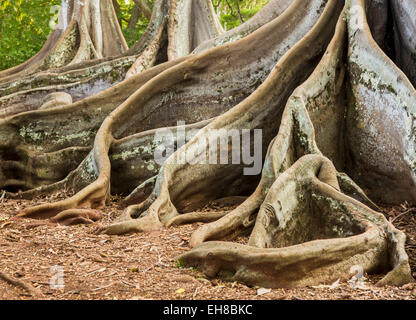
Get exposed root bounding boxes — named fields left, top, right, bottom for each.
left=166, top=211, right=230, bottom=228
left=103, top=0, right=342, bottom=237
left=0, top=271, right=42, bottom=298
left=122, top=176, right=157, bottom=207
left=1, top=0, right=415, bottom=290
left=20, top=208, right=102, bottom=227
left=179, top=155, right=414, bottom=288
left=50, top=208, right=102, bottom=225
left=17, top=176, right=109, bottom=219
left=96, top=212, right=163, bottom=235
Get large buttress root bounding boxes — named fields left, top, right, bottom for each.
left=98, top=0, right=344, bottom=235
left=179, top=0, right=416, bottom=287
left=180, top=154, right=413, bottom=288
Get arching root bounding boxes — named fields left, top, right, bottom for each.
left=97, top=0, right=344, bottom=236
left=165, top=211, right=230, bottom=228
left=166, top=196, right=247, bottom=227
left=50, top=208, right=102, bottom=225
left=22, top=209, right=102, bottom=227
left=16, top=176, right=110, bottom=220
left=179, top=155, right=414, bottom=288
left=96, top=211, right=163, bottom=235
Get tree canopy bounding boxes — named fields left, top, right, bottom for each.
left=213, top=0, right=270, bottom=30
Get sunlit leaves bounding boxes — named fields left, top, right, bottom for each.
left=212, top=0, right=269, bottom=30
left=0, top=0, right=61, bottom=70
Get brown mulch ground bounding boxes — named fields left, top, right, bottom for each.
left=0, top=194, right=415, bottom=300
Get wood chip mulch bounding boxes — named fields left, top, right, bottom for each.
left=0, top=194, right=415, bottom=300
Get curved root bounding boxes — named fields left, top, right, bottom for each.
left=179, top=155, right=414, bottom=288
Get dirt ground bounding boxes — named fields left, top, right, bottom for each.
left=0, top=193, right=415, bottom=300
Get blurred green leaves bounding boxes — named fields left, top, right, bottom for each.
left=213, top=0, right=269, bottom=30
left=0, top=0, right=61, bottom=71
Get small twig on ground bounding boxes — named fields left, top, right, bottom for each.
left=391, top=208, right=415, bottom=223
left=121, top=280, right=136, bottom=287
left=193, top=285, right=203, bottom=299
left=84, top=267, right=106, bottom=277
left=0, top=221, right=12, bottom=229
left=155, top=255, right=170, bottom=268
left=92, top=283, right=113, bottom=291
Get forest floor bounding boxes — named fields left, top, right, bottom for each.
left=0, top=193, right=415, bottom=300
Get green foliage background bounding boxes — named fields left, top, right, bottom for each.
left=0, top=0, right=268, bottom=71
left=213, top=0, right=269, bottom=30
left=0, top=0, right=61, bottom=71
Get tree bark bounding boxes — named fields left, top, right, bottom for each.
left=167, top=0, right=224, bottom=60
